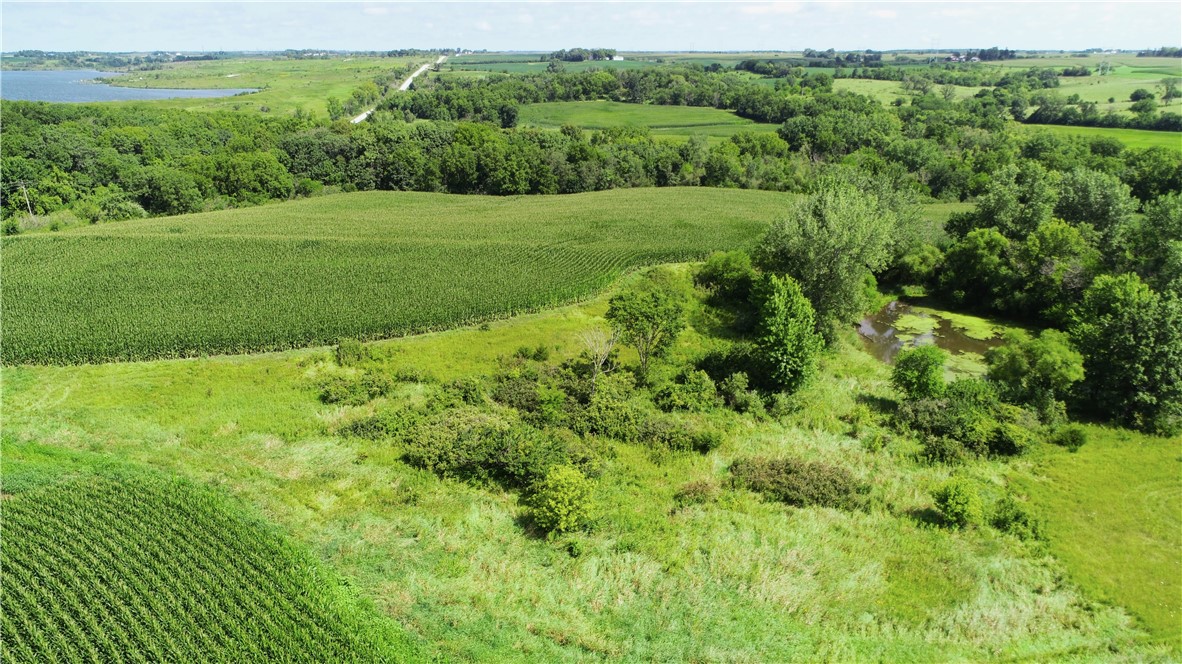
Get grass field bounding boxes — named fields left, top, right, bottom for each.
left=833, top=78, right=988, bottom=104
left=1016, top=123, right=1182, bottom=151
left=1014, top=426, right=1182, bottom=650
left=0, top=442, right=419, bottom=662
left=101, top=56, right=426, bottom=115
left=518, top=100, right=781, bottom=142
left=1, top=188, right=786, bottom=364
left=3, top=266, right=1171, bottom=661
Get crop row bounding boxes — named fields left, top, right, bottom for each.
left=0, top=471, right=405, bottom=662
left=2, top=188, right=782, bottom=363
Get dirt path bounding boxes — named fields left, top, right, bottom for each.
left=351, top=55, right=447, bottom=124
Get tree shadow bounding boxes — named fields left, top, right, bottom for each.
left=904, top=506, right=945, bottom=529
left=856, top=392, right=899, bottom=417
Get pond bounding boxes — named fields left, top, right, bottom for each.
left=1, top=70, right=256, bottom=103
left=858, top=301, right=1007, bottom=377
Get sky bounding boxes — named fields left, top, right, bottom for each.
left=2, top=1, right=1179, bottom=53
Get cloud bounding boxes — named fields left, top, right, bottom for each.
left=739, top=2, right=804, bottom=15
left=871, top=9, right=897, bottom=19
left=475, top=20, right=493, bottom=32
left=362, top=6, right=390, bottom=16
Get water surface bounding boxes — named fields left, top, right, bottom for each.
left=1, top=70, right=256, bottom=103
left=858, top=301, right=1005, bottom=376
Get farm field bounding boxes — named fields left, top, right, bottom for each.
left=0, top=442, right=419, bottom=662
left=518, top=100, right=781, bottom=143
left=1, top=188, right=785, bottom=364
left=101, top=56, right=427, bottom=115
left=1016, top=123, right=1182, bottom=151
left=2, top=267, right=1172, bottom=662
left=1013, top=427, right=1182, bottom=650
left=833, top=78, right=988, bottom=104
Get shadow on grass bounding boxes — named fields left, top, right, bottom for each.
left=904, top=506, right=945, bottom=529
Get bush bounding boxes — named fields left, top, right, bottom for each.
left=654, top=370, right=719, bottom=412
left=640, top=416, right=723, bottom=454
left=341, top=405, right=421, bottom=440
left=695, top=250, right=756, bottom=304
left=527, top=465, right=594, bottom=537
left=335, top=338, right=369, bottom=367
left=319, top=371, right=392, bottom=405
left=891, top=345, right=946, bottom=399
left=991, top=494, right=1044, bottom=540
left=674, top=480, right=721, bottom=508
left=932, top=477, right=984, bottom=528
left=718, top=372, right=766, bottom=417
left=2, top=217, right=20, bottom=236
left=1049, top=424, right=1088, bottom=452
left=730, top=457, right=862, bottom=510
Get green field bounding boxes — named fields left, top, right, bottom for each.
left=1014, top=427, right=1182, bottom=649
left=1, top=188, right=786, bottom=364
left=3, top=268, right=1170, bottom=661
left=834, top=78, right=988, bottom=104
left=0, top=442, right=418, bottom=662
left=519, top=100, right=781, bottom=141
left=100, top=56, right=426, bottom=115
left=1017, top=123, right=1182, bottom=151
left=448, top=59, right=649, bottom=74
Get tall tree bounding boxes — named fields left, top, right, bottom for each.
left=754, top=182, right=897, bottom=342
left=751, top=273, right=822, bottom=393
left=605, top=286, right=686, bottom=381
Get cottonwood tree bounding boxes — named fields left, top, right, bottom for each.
left=754, top=182, right=897, bottom=343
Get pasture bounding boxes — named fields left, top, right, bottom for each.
left=2, top=268, right=1171, bottom=661
left=518, top=100, right=781, bottom=141
left=1014, top=427, right=1182, bottom=650
left=1016, top=123, right=1182, bottom=151
left=1, top=188, right=785, bottom=363
left=0, top=442, right=418, bottom=662
left=103, top=55, right=427, bottom=115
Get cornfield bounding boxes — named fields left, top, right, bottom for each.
left=0, top=467, right=416, bottom=662
left=2, top=188, right=785, bottom=364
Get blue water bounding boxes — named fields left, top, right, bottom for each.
left=1, top=69, right=257, bottom=102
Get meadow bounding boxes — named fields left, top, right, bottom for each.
left=2, top=267, right=1174, bottom=661
left=1, top=442, right=419, bottom=662
left=101, top=55, right=426, bottom=115
left=1017, top=121, right=1182, bottom=151
left=1, top=188, right=785, bottom=364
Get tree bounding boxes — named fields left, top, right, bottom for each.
left=751, top=273, right=822, bottom=393
left=1117, top=192, right=1182, bottom=290
left=579, top=327, right=619, bottom=396
left=985, top=329, right=1084, bottom=422
left=1130, top=88, right=1155, bottom=102
left=1070, top=273, right=1182, bottom=435
left=1011, top=218, right=1101, bottom=322
left=605, top=285, right=686, bottom=381
left=947, top=162, right=1058, bottom=240
left=1053, top=168, right=1136, bottom=242
left=891, top=345, right=946, bottom=400
left=130, top=166, right=203, bottom=216
left=754, top=182, right=897, bottom=343
left=938, top=228, right=1016, bottom=312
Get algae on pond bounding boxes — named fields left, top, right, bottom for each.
left=857, top=301, right=1007, bottom=377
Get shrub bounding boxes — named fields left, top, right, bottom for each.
left=341, top=406, right=421, bottom=440
left=402, top=407, right=511, bottom=483
left=730, top=457, right=861, bottom=510
left=932, top=478, right=984, bottom=528
left=674, top=480, right=721, bottom=508
left=1049, top=424, right=1088, bottom=452
left=718, top=372, right=766, bottom=417
left=991, top=494, right=1044, bottom=540
left=654, top=370, right=719, bottom=412
left=695, top=250, right=756, bottom=303
left=319, top=371, right=392, bottom=405
left=335, top=338, right=369, bottom=367
left=640, top=416, right=723, bottom=454
left=891, top=345, right=946, bottom=399
left=527, top=465, right=594, bottom=537
left=2, top=217, right=20, bottom=236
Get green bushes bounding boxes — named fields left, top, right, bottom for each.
left=891, top=345, right=947, bottom=399
left=319, top=371, right=393, bottom=405
left=654, top=370, right=719, bottom=412
left=673, top=479, right=721, bottom=508
left=897, top=378, right=1039, bottom=462
left=932, top=477, right=984, bottom=528
left=991, top=494, right=1044, bottom=540
left=730, top=457, right=862, bottom=510
left=1049, top=424, right=1088, bottom=452
left=526, top=465, right=594, bottom=537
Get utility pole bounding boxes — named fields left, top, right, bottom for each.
left=18, top=181, right=33, bottom=217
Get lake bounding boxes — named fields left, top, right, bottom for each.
left=1, top=70, right=256, bottom=103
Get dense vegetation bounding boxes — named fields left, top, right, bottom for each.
left=0, top=443, right=417, bottom=662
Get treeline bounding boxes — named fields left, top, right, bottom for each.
left=548, top=48, right=617, bottom=62
left=1138, top=47, right=1182, bottom=57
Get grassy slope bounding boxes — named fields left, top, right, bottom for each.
left=2, top=270, right=1172, bottom=661
left=102, top=56, right=425, bottom=115
left=1013, top=427, right=1182, bottom=650
left=1, top=188, right=784, bottom=364
left=1016, top=123, right=1182, bottom=151
left=0, top=442, right=420, bottom=662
